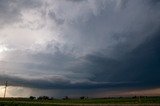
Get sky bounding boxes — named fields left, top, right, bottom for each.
left=0, top=0, right=160, bottom=98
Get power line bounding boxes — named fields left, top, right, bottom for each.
left=4, top=81, right=8, bottom=98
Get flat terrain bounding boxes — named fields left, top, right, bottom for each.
left=0, top=97, right=160, bottom=106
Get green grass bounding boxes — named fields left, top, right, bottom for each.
left=0, top=97, right=160, bottom=106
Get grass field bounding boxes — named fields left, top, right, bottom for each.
left=0, top=96, right=160, bottom=106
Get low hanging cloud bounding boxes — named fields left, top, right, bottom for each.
left=0, top=0, right=160, bottom=97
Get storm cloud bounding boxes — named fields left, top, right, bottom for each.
left=0, top=0, right=160, bottom=97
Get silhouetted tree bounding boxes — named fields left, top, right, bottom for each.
left=37, top=96, right=49, bottom=100
left=80, top=96, right=88, bottom=100
left=29, top=96, right=36, bottom=100
left=63, top=96, right=69, bottom=100
left=80, top=96, right=85, bottom=99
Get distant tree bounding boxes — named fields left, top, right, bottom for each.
left=63, top=96, right=69, bottom=100
left=80, top=96, right=85, bottom=99
left=37, top=96, right=42, bottom=100
left=132, top=96, right=137, bottom=99
left=37, top=96, right=49, bottom=100
left=29, top=96, right=36, bottom=100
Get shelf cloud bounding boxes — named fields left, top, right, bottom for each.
left=0, top=0, right=160, bottom=97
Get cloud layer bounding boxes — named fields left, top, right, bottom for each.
left=0, top=0, right=160, bottom=97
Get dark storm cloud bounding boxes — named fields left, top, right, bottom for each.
left=1, top=30, right=160, bottom=90
left=0, top=74, right=139, bottom=89
left=59, top=0, right=160, bottom=59
left=122, top=30, right=160, bottom=85
left=87, top=29, right=160, bottom=89
left=0, top=0, right=160, bottom=97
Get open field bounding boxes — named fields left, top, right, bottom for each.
left=0, top=97, right=160, bottom=106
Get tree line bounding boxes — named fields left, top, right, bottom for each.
left=29, top=96, right=88, bottom=100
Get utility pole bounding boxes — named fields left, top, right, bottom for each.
left=4, top=81, right=8, bottom=98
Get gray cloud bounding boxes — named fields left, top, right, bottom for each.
left=90, top=30, right=160, bottom=86
left=0, top=0, right=42, bottom=26
left=0, top=0, right=160, bottom=97
left=0, top=74, right=139, bottom=90
left=48, top=11, right=65, bottom=25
